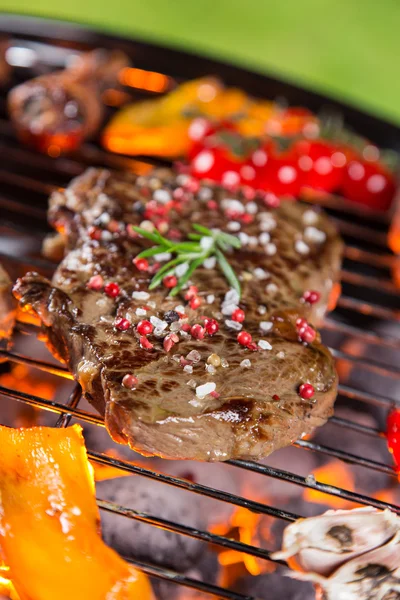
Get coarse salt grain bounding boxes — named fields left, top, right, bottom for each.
left=258, top=305, right=267, bottom=315
left=277, top=351, right=285, bottom=359
left=246, top=201, right=258, bottom=214
left=176, top=262, right=189, bottom=277
left=174, top=305, right=185, bottom=314
left=304, top=226, right=326, bottom=244
left=200, top=236, right=214, bottom=250
left=132, top=291, right=150, bottom=300
left=295, top=240, right=310, bottom=255
left=265, top=243, right=277, bottom=256
left=220, top=357, right=229, bottom=368
left=186, top=350, right=201, bottom=363
left=183, top=365, right=193, bottom=374
left=240, top=359, right=252, bottom=368
left=204, top=256, right=217, bottom=269
left=259, top=232, right=270, bottom=245
left=254, top=267, right=269, bottom=280
left=153, top=189, right=171, bottom=204
left=248, top=236, right=258, bottom=247
left=150, top=316, right=168, bottom=331
left=206, top=364, right=216, bottom=374
left=227, top=221, right=241, bottom=232
left=238, top=231, right=249, bottom=245
left=196, top=382, right=216, bottom=398
left=154, top=252, right=172, bottom=262
left=198, top=187, right=213, bottom=201
left=260, top=321, right=273, bottom=332
left=258, top=214, right=277, bottom=231
left=266, top=283, right=278, bottom=294
left=258, top=340, right=272, bottom=350
left=207, top=294, right=215, bottom=304
left=135, top=308, right=147, bottom=316
left=187, top=379, right=197, bottom=388
left=222, top=198, right=245, bottom=214
left=302, top=209, right=318, bottom=225
left=225, top=319, right=243, bottom=331
left=101, top=230, right=113, bottom=242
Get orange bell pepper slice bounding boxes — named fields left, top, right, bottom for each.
left=0, top=425, right=153, bottom=600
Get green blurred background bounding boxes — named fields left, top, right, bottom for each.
left=1, top=0, right=400, bottom=125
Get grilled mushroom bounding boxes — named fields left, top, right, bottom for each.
left=8, top=49, right=129, bottom=153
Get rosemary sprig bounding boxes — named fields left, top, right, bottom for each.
left=133, top=224, right=242, bottom=297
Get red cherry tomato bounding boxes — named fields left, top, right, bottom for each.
left=294, top=139, right=347, bottom=193
left=258, top=148, right=303, bottom=197
left=341, top=159, right=396, bottom=211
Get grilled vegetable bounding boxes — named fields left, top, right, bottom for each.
left=0, top=424, right=153, bottom=600
left=8, top=49, right=129, bottom=154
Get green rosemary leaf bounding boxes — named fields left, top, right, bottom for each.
left=132, top=226, right=173, bottom=247
left=148, top=257, right=185, bottom=289
left=170, top=255, right=206, bottom=296
left=215, top=249, right=241, bottom=296
left=188, top=233, right=203, bottom=241
left=218, top=231, right=241, bottom=249
left=169, top=242, right=202, bottom=253
left=216, top=238, right=230, bottom=252
left=136, top=245, right=169, bottom=259
left=192, top=223, right=213, bottom=236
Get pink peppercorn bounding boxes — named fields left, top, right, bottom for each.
left=185, top=286, right=198, bottom=300
left=204, top=319, right=219, bottom=336
left=87, top=275, right=104, bottom=291
left=237, top=331, right=252, bottom=346
left=247, top=342, right=259, bottom=352
left=139, top=336, right=153, bottom=350
left=298, top=325, right=316, bottom=344
left=296, top=317, right=308, bottom=329
left=88, top=226, right=102, bottom=241
left=115, top=318, right=130, bottom=331
left=303, top=290, right=321, bottom=304
left=189, top=296, right=202, bottom=310
left=104, top=282, right=120, bottom=298
left=133, top=257, right=149, bottom=271
left=191, top=324, right=205, bottom=340
left=137, top=320, right=153, bottom=335
left=163, top=275, right=178, bottom=289
left=299, top=383, right=315, bottom=400
left=163, top=333, right=179, bottom=352
left=232, top=308, right=245, bottom=323
left=122, top=374, right=138, bottom=389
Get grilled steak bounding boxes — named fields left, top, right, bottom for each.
left=14, top=168, right=342, bottom=461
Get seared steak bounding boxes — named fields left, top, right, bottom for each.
left=14, top=168, right=342, bottom=461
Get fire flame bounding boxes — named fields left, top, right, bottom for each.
left=119, top=67, right=170, bottom=93
left=303, top=461, right=356, bottom=509
left=211, top=506, right=265, bottom=577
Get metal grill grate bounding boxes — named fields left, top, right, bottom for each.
left=0, top=16, right=400, bottom=599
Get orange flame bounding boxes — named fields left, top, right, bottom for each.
left=328, top=282, right=341, bottom=312
left=119, top=68, right=170, bottom=93
left=303, top=461, right=356, bottom=509
left=212, top=507, right=263, bottom=576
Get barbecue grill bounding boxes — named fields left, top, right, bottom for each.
left=0, top=14, right=400, bottom=599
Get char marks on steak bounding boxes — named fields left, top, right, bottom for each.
left=14, top=168, right=342, bottom=461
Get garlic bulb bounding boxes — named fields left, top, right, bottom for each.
left=292, top=530, right=400, bottom=600
left=272, top=507, right=400, bottom=577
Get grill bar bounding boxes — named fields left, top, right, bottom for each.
left=97, top=498, right=281, bottom=564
